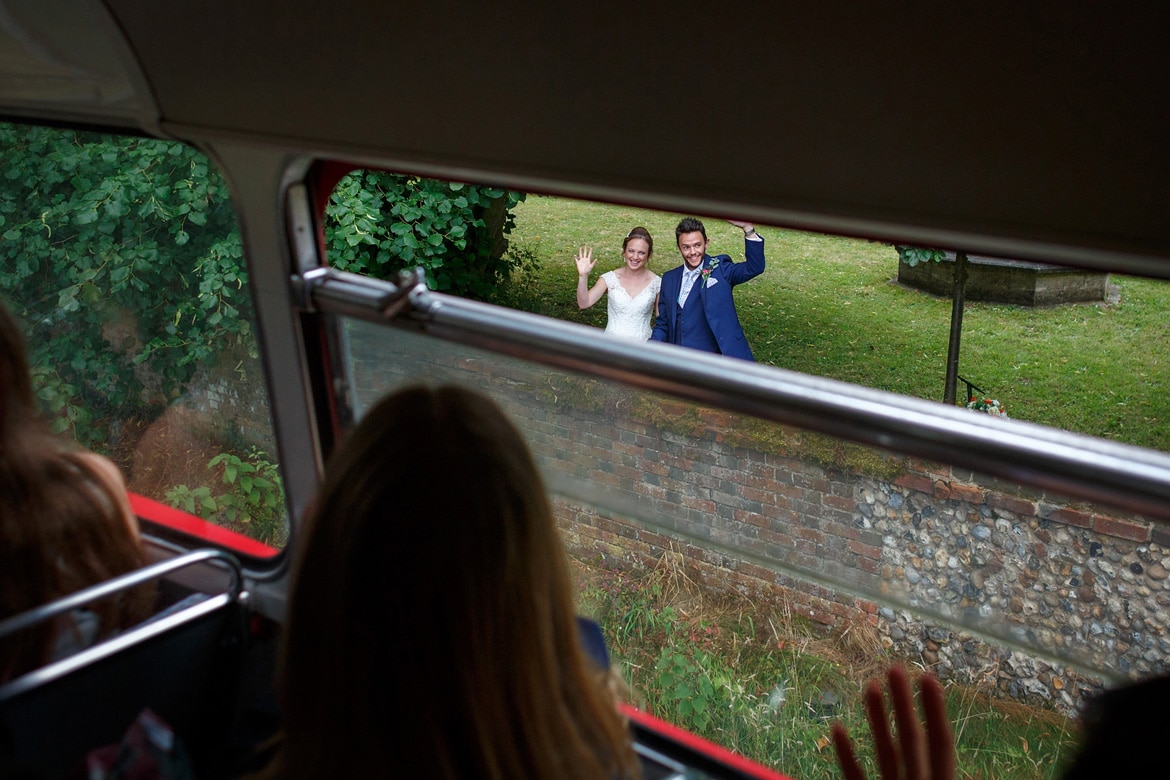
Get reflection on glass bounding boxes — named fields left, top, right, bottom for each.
left=342, top=318, right=1170, bottom=691
left=330, top=181, right=1170, bottom=778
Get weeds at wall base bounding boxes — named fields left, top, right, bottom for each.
left=572, top=553, right=1077, bottom=780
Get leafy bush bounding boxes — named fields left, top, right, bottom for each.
left=895, top=245, right=947, bottom=266
left=324, top=170, right=526, bottom=299
left=652, top=648, right=719, bottom=732
left=0, top=124, right=529, bottom=448
left=0, top=123, right=251, bottom=444
left=165, top=447, right=286, bottom=546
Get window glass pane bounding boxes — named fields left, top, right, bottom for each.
left=0, top=122, right=283, bottom=554
left=327, top=171, right=1169, bottom=776
left=325, top=171, right=1170, bottom=454
left=340, top=317, right=1162, bottom=774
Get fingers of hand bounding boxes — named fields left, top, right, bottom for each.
left=918, top=675, right=955, bottom=780
left=887, top=667, right=929, bottom=780
left=831, top=722, right=867, bottom=780
left=864, top=680, right=899, bottom=780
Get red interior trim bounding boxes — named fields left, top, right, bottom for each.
left=621, top=704, right=793, bottom=780
left=309, top=160, right=355, bottom=234
left=129, top=492, right=279, bottom=558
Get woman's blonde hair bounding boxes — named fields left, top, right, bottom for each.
left=276, top=384, right=639, bottom=779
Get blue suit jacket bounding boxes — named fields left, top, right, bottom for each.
left=651, top=236, right=765, bottom=360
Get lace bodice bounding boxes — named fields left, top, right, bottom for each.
left=602, top=270, right=661, bottom=341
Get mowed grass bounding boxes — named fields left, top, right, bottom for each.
left=503, top=195, right=1170, bottom=452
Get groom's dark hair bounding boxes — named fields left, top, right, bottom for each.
left=675, top=217, right=707, bottom=242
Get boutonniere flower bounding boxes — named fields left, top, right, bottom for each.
left=702, top=257, right=720, bottom=278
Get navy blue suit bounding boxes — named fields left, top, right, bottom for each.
left=651, top=236, right=765, bottom=360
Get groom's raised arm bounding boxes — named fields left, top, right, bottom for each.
left=721, top=221, right=765, bottom=285
left=725, top=230, right=765, bottom=286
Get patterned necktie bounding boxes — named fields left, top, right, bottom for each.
left=679, top=268, right=700, bottom=305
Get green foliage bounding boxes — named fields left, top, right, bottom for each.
left=485, top=242, right=545, bottom=308
left=0, top=125, right=529, bottom=454
left=29, top=364, right=91, bottom=439
left=165, top=447, right=287, bottom=546
left=896, top=245, right=947, bottom=266
left=0, top=122, right=252, bottom=444
left=324, top=170, right=527, bottom=299
left=576, top=558, right=1076, bottom=779
left=652, top=649, right=718, bottom=732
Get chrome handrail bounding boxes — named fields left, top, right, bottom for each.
left=303, top=267, right=1170, bottom=521
left=0, top=548, right=241, bottom=642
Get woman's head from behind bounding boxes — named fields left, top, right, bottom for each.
left=0, top=299, right=149, bottom=680
left=281, top=384, right=635, bottom=779
left=0, top=299, right=36, bottom=445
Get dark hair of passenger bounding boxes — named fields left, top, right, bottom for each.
left=675, top=216, right=707, bottom=242
left=0, top=301, right=150, bottom=681
left=273, top=385, right=640, bottom=779
left=623, top=226, right=654, bottom=256
left=1061, top=673, right=1170, bottom=779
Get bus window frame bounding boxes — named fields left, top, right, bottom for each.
left=299, top=263, right=1170, bottom=524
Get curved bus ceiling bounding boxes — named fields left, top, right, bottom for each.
left=1, top=1, right=1168, bottom=278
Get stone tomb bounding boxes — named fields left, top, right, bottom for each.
left=898, top=253, right=1114, bottom=306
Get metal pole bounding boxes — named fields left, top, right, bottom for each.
left=943, top=250, right=968, bottom=405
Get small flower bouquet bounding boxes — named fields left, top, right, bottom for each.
left=966, top=396, right=1007, bottom=417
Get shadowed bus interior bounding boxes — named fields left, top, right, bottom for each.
left=1, top=3, right=1168, bottom=778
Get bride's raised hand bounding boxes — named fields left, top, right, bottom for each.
left=574, top=246, right=596, bottom=276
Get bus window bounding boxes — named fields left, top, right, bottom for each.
left=323, top=174, right=1169, bottom=456
left=336, top=316, right=1166, bottom=675
left=0, top=122, right=283, bottom=556
left=323, top=307, right=1170, bottom=773
left=316, top=170, right=1170, bottom=774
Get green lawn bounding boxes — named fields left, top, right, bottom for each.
left=503, top=195, right=1170, bottom=453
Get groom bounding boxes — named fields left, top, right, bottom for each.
left=650, top=217, right=766, bottom=360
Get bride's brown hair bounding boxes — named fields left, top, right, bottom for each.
left=623, top=226, right=653, bottom=257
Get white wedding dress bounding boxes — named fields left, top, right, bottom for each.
left=602, top=270, right=661, bottom=342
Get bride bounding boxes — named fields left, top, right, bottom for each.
left=575, top=226, right=661, bottom=341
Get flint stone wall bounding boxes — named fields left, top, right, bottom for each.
left=535, top=400, right=1169, bottom=714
